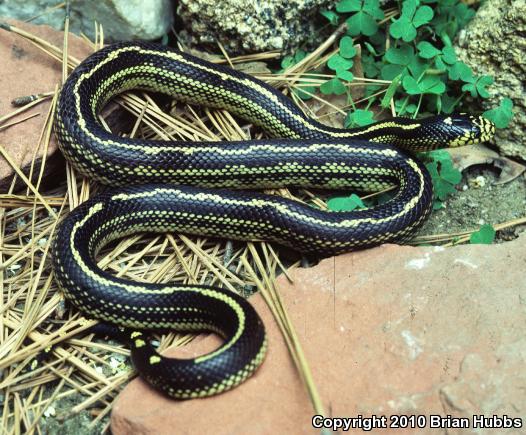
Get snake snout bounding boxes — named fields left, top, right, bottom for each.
left=442, top=114, right=495, bottom=147
left=470, top=115, right=496, bottom=142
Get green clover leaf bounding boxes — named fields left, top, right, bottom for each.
left=424, top=151, right=462, bottom=204
left=327, top=53, right=355, bottom=82
left=426, top=161, right=456, bottom=201
left=401, top=0, right=418, bottom=18
left=327, top=193, right=365, bottom=211
left=453, top=2, right=476, bottom=25
left=403, top=75, right=445, bottom=95
left=408, top=55, right=430, bottom=78
left=362, top=53, right=381, bottom=78
left=337, top=70, right=355, bottom=81
left=436, top=93, right=460, bottom=114
left=280, top=55, right=294, bottom=70
left=346, top=10, right=379, bottom=36
left=435, top=45, right=457, bottom=70
left=279, top=51, right=315, bottom=98
left=381, top=64, right=403, bottom=81
left=439, top=158, right=462, bottom=185
left=448, top=61, right=473, bottom=82
left=426, top=149, right=451, bottom=165
left=416, top=41, right=457, bottom=72
left=279, top=50, right=308, bottom=72
left=395, top=99, right=417, bottom=116
left=475, top=75, right=494, bottom=98
left=385, top=45, right=414, bottom=65
left=337, top=0, right=384, bottom=36
left=320, top=77, right=347, bottom=95
left=413, top=4, right=434, bottom=27
left=417, top=41, right=441, bottom=59
left=320, top=9, right=339, bottom=25
left=390, top=0, right=434, bottom=42
left=483, top=98, right=514, bottom=129
left=336, top=0, right=362, bottom=13
left=470, top=224, right=496, bottom=244
left=433, top=2, right=476, bottom=38
left=365, top=0, right=384, bottom=19
left=327, top=54, right=354, bottom=73
left=344, top=109, right=375, bottom=128
left=287, top=0, right=490, bottom=139
left=293, top=79, right=316, bottom=100
left=440, top=45, right=457, bottom=65
left=381, top=45, right=415, bottom=80
left=339, top=36, right=357, bottom=59
left=462, top=75, right=494, bottom=98
left=390, top=16, right=416, bottom=42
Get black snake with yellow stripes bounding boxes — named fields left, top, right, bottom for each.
left=52, top=42, right=495, bottom=399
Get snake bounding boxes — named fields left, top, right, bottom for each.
left=52, top=41, right=495, bottom=399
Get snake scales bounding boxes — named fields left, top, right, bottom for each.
left=52, top=42, right=495, bottom=398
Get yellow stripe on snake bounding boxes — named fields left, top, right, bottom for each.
left=52, top=41, right=495, bottom=399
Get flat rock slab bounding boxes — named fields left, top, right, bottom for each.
left=112, top=237, right=526, bottom=434
left=0, top=19, right=92, bottom=191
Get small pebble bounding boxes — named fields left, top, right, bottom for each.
left=469, top=175, right=486, bottom=188
left=44, top=406, right=56, bottom=417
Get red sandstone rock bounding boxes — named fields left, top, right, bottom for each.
left=0, top=19, right=92, bottom=191
left=112, top=236, right=526, bottom=434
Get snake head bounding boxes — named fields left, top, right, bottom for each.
left=379, top=114, right=496, bottom=152
left=436, top=114, right=496, bottom=147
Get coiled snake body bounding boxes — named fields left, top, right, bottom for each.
left=52, top=42, right=495, bottom=398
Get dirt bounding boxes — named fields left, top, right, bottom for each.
left=31, top=395, right=106, bottom=435
left=418, top=166, right=526, bottom=241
